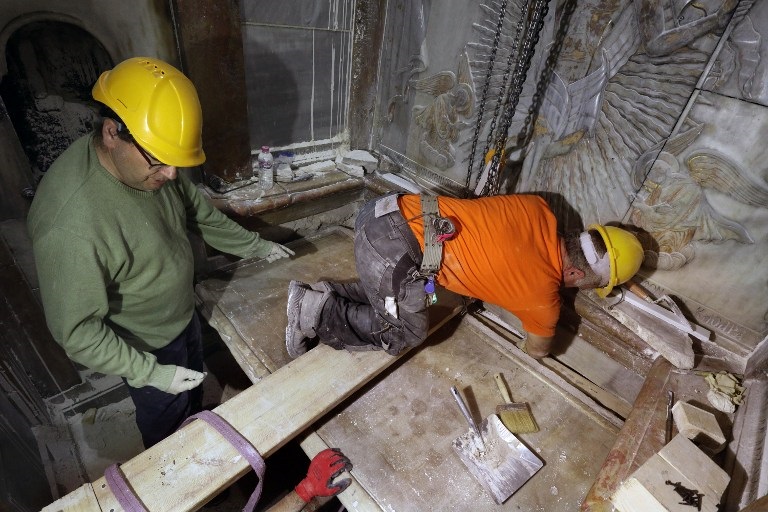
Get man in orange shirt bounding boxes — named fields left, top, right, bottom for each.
left=285, top=193, right=643, bottom=359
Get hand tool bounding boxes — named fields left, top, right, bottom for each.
left=494, top=373, right=539, bottom=434
left=450, top=386, right=544, bottom=504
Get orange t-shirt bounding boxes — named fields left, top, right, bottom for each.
left=398, top=194, right=563, bottom=337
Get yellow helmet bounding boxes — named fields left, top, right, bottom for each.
left=92, top=57, right=205, bottom=167
left=589, top=224, right=644, bottom=298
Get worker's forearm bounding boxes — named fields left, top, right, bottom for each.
left=266, top=490, right=306, bottom=512
left=523, top=334, right=553, bottom=359
left=266, top=490, right=332, bottom=512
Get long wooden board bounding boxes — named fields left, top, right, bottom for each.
left=42, top=345, right=406, bottom=511
left=43, top=302, right=464, bottom=512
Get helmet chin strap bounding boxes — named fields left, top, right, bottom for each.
left=580, top=232, right=610, bottom=286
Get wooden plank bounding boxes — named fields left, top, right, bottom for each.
left=581, top=361, right=727, bottom=511
left=541, top=357, right=632, bottom=419
left=43, top=484, right=100, bottom=511
left=740, top=494, right=768, bottom=512
left=42, top=345, right=404, bottom=511
left=299, top=433, right=381, bottom=512
left=43, top=300, right=464, bottom=512
left=582, top=357, right=675, bottom=512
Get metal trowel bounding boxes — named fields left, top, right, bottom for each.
left=450, top=386, right=544, bottom=504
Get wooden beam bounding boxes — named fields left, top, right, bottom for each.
left=43, top=345, right=402, bottom=511
left=740, top=494, right=768, bottom=512
left=581, top=357, right=675, bottom=511
left=44, top=304, right=464, bottom=511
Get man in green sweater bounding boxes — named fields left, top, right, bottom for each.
left=27, top=57, right=293, bottom=448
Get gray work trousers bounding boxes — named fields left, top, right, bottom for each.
left=315, top=194, right=429, bottom=355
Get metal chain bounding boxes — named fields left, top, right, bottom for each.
left=481, top=0, right=551, bottom=196
left=476, top=0, right=531, bottom=196
left=515, top=0, right=576, bottom=151
left=464, top=0, right=508, bottom=197
left=482, top=9, right=532, bottom=196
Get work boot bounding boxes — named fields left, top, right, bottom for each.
left=285, top=280, right=329, bottom=358
left=311, top=281, right=334, bottom=293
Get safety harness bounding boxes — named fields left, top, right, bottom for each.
left=418, top=195, right=455, bottom=305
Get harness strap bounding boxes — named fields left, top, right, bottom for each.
left=105, top=410, right=267, bottom=512
left=420, top=195, right=442, bottom=275
left=104, top=463, right=148, bottom=512
left=182, top=410, right=266, bottom=512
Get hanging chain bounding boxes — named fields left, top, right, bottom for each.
left=475, top=0, right=531, bottom=196
left=464, top=0, right=508, bottom=197
left=481, top=0, right=551, bottom=196
left=482, top=3, right=534, bottom=197
left=515, top=0, right=576, bottom=151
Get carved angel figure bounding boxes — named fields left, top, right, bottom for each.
left=629, top=124, right=768, bottom=270
left=411, top=52, right=475, bottom=170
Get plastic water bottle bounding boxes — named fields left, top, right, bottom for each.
left=257, top=146, right=274, bottom=190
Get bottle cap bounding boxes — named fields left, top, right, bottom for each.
left=261, top=146, right=270, bottom=152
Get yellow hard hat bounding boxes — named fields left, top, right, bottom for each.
left=92, top=57, right=205, bottom=167
left=589, top=224, right=644, bottom=298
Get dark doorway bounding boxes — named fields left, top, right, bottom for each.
left=0, top=21, right=112, bottom=186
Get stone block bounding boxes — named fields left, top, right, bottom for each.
left=611, top=434, right=729, bottom=512
left=336, top=161, right=365, bottom=177
left=341, top=149, right=377, bottom=171
left=671, top=401, right=726, bottom=455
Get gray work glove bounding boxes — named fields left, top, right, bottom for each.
left=265, top=242, right=295, bottom=263
left=166, top=366, right=206, bottom=394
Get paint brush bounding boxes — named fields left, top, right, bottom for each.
left=494, top=373, right=539, bottom=434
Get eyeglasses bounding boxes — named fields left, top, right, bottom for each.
left=131, top=139, right=169, bottom=169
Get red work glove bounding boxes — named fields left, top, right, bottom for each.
left=295, top=448, right=353, bottom=503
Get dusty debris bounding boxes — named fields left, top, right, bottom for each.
left=704, top=371, right=744, bottom=413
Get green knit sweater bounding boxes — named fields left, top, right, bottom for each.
left=28, top=135, right=273, bottom=391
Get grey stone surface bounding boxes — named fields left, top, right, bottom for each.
left=240, top=0, right=353, bottom=148
left=703, top=1, right=768, bottom=107
left=629, top=91, right=768, bottom=349
left=242, top=24, right=351, bottom=147
left=240, top=0, right=353, bottom=31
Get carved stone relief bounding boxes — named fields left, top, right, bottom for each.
left=465, top=0, right=738, bottom=227
left=704, top=0, right=768, bottom=106
left=629, top=121, right=768, bottom=271
left=410, top=52, right=475, bottom=171
left=632, top=91, right=768, bottom=348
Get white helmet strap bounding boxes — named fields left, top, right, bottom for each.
left=580, top=232, right=610, bottom=285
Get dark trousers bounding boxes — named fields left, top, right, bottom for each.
left=124, top=313, right=204, bottom=448
left=316, top=195, right=429, bottom=355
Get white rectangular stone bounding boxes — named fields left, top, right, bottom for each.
left=611, top=434, right=729, bottom=512
left=342, top=149, right=378, bottom=170
left=672, top=401, right=726, bottom=454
